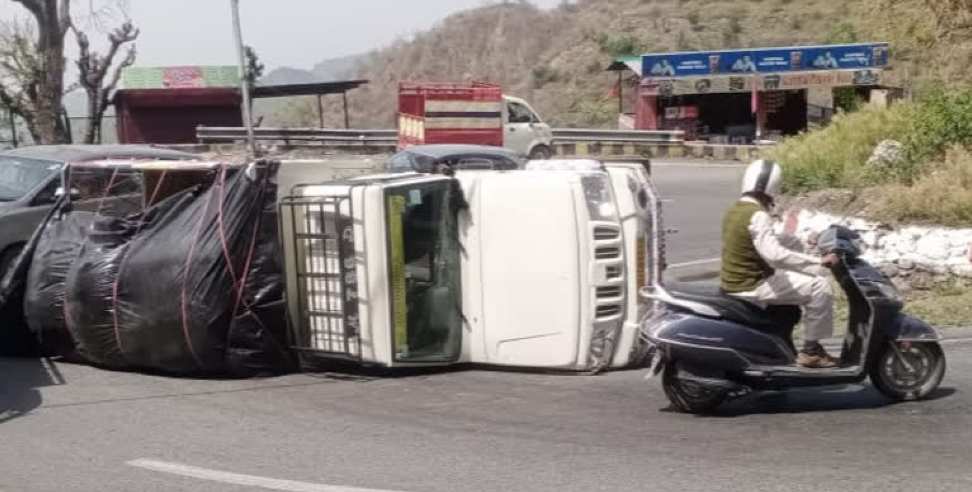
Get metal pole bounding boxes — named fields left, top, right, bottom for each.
left=230, top=0, right=258, bottom=156
left=317, top=95, right=325, bottom=128
left=617, top=71, right=623, bottom=116
left=342, top=91, right=350, bottom=129
left=8, top=110, right=17, bottom=148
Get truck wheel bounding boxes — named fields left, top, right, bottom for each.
left=528, top=145, right=552, bottom=160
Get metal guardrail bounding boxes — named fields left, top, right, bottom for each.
left=196, top=126, right=684, bottom=146
left=197, top=127, right=397, bottom=145
left=551, top=128, right=684, bottom=144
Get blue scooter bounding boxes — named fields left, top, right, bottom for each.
left=641, top=225, right=946, bottom=413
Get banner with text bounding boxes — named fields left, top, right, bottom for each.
left=642, top=43, right=889, bottom=78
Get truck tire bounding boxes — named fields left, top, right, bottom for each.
left=528, top=145, right=552, bottom=160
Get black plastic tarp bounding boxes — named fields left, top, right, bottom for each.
left=0, top=160, right=294, bottom=376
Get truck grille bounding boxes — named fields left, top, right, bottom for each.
left=596, top=286, right=623, bottom=299
left=594, top=226, right=620, bottom=240
left=595, top=305, right=622, bottom=319
left=595, top=246, right=621, bottom=260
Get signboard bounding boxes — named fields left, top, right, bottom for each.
left=642, top=43, right=889, bottom=78
left=643, top=68, right=882, bottom=96
left=645, top=52, right=712, bottom=77
left=121, top=66, right=241, bottom=89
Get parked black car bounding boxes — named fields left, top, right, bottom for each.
left=0, top=145, right=197, bottom=277
left=387, top=144, right=525, bottom=173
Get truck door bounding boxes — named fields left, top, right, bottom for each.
left=504, top=100, right=537, bottom=157
left=384, top=179, right=464, bottom=363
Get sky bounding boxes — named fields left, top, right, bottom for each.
left=2, top=0, right=563, bottom=70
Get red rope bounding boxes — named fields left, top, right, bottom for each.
left=111, top=170, right=169, bottom=357
left=95, top=168, right=120, bottom=217
left=232, top=214, right=262, bottom=322
left=216, top=165, right=263, bottom=318
left=216, top=166, right=239, bottom=285
left=178, top=184, right=217, bottom=370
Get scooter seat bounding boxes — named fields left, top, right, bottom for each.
left=666, top=282, right=799, bottom=330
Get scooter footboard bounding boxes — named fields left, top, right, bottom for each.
left=887, top=314, right=941, bottom=342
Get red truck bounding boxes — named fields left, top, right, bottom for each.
left=397, top=82, right=554, bottom=159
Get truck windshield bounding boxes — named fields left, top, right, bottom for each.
left=0, top=157, right=61, bottom=202
left=386, top=181, right=463, bottom=362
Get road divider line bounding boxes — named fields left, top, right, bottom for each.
left=126, top=459, right=407, bottom=492
left=668, top=257, right=720, bottom=269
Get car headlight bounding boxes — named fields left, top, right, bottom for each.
left=581, top=173, right=618, bottom=222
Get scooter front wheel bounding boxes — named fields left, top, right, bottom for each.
left=870, top=341, right=946, bottom=401
left=662, top=362, right=727, bottom=414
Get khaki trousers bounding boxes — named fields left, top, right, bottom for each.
left=729, top=268, right=834, bottom=342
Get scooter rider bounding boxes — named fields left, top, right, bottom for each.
left=720, top=159, right=841, bottom=368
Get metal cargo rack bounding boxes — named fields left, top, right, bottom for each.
left=279, top=188, right=361, bottom=360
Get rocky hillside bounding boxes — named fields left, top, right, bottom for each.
left=261, top=0, right=971, bottom=129
left=261, top=54, right=365, bottom=86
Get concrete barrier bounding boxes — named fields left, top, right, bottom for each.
left=553, top=141, right=763, bottom=162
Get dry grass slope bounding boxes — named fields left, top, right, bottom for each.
left=267, top=0, right=884, bottom=128
left=265, top=0, right=972, bottom=129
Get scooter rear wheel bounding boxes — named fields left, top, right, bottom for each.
left=870, top=341, right=946, bottom=401
left=662, top=362, right=727, bottom=414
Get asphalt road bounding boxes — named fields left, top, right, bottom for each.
left=2, top=338, right=970, bottom=492
left=650, top=160, right=745, bottom=272
left=8, top=160, right=969, bottom=492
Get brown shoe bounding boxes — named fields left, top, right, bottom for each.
left=796, top=346, right=838, bottom=368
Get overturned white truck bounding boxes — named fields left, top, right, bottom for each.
left=278, top=160, right=664, bottom=371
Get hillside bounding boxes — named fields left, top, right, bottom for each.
left=261, top=53, right=366, bottom=86
left=260, top=0, right=972, bottom=129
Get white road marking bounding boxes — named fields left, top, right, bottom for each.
left=126, top=459, right=407, bottom=492
left=668, top=257, right=720, bottom=269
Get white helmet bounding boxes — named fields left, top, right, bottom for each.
left=741, top=159, right=783, bottom=198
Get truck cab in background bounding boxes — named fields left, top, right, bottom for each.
left=398, top=82, right=554, bottom=160
left=503, top=95, right=554, bottom=159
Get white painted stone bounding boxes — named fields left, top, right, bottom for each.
left=860, top=231, right=880, bottom=249
left=916, top=235, right=950, bottom=260
left=951, top=264, right=972, bottom=278
left=946, top=257, right=970, bottom=269
left=789, top=208, right=972, bottom=282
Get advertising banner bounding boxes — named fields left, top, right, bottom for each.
left=644, top=52, right=713, bottom=77
left=642, top=43, right=889, bottom=78
left=642, top=68, right=882, bottom=96
left=122, top=66, right=241, bottom=89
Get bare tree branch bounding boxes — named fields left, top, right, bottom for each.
left=2, top=0, right=72, bottom=143
left=72, top=14, right=138, bottom=143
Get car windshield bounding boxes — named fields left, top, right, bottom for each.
left=388, top=150, right=522, bottom=172
left=0, top=156, right=61, bottom=201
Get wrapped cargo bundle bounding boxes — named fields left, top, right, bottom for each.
left=2, top=160, right=293, bottom=375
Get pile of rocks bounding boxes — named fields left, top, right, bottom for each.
left=865, top=139, right=906, bottom=170
left=784, top=209, right=972, bottom=290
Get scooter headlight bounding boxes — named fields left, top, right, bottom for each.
left=581, top=173, right=618, bottom=222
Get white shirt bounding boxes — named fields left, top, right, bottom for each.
left=741, top=197, right=822, bottom=274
